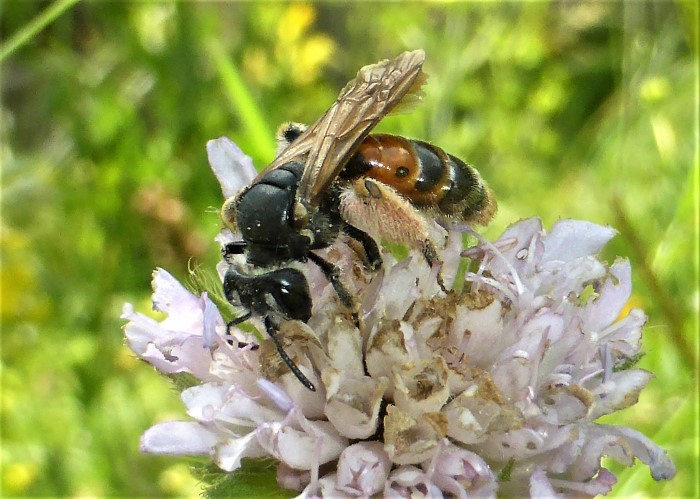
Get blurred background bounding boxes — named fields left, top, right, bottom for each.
left=1, top=2, right=697, bottom=497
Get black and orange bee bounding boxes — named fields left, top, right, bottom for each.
left=220, top=50, right=496, bottom=391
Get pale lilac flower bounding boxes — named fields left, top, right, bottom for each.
left=122, top=136, right=675, bottom=497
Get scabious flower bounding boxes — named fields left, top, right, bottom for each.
left=122, top=137, right=675, bottom=497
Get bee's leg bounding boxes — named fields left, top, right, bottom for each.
left=344, top=178, right=448, bottom=292
left=223, top=266, right=254, bottom=348
left=225, top=311, right=257, bottom=349
left=307, top=251, right=358, bottom=325
left=222, top=240, right=246, bottom=260
left=265, top=317, right=316, bottom=391
left=420, top=240, right=448, bottom=293
left=228, top=311, right=252, bottom=327
left=341, top=222, right=382, bottom=271
left=420, top=240, right=439, bottom=268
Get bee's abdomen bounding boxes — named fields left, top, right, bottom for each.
left=437, top=153, right=495, bottom=223
left=409, top=141, right=447, bottom=195
left=347, top=134, right=496, bottom=225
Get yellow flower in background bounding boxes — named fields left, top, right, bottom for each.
left=0, top=227, right=50, bottom=322
left=242, top=47, right=274, bottom=87
left=1, top=462, right=38, bottom=495
left=277, top=3, right=316, bottom=44
left=242, top=3, right=335, bottom=88
left=276, top=3, right=335, bottom=86
left=290, top=35, right=335, bottom=85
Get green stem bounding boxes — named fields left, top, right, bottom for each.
left=205, top=38, right=275, bottom=162
left=611, top=196, right=696, bottom=371
left=0, top=0, right=81, bottom=63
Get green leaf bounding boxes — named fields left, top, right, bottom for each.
left=195, top=458, right=292, bottom=499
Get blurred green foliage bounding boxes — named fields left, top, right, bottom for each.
left=1, top=2, right=697, bottom=497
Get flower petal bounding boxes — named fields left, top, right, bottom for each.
left=542, top=219, right=617, bottom=263
left=474, top=425, right=578, bottom=463
left=547, top=468, right=618, bottom=497
left=256, top=410, right=348, bottom=471
left=214, top=431, right=267, bottom=472
left=393, top=357, right=450, bottom=417
left=384, top=405, right=445, bottom=465
left=201, top=292, right=223, bottom=348
left=151, top=268, right=202, bottom=330
left=529, top=467, right=560, bottom=498
left=277, top=463, right=310, bottom=493
left=427, top=442, right=497, bottom=498
left=588, top=369, right=654, bottom=418
left=206, top=136, right=257, bottom=199
left=122, top=303, right=217, bottom=381
left=140, top=421, right=218, bottom=455
left=323, top=370, right=388, bottom=439
left=257, top=378, right=295, bottom=413
left=385, top=466, right=444, bottom=498
left=336, top=442, right=391, bottom=496
left=591, top=424, right=676, bottom=480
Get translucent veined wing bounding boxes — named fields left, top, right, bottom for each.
left=255, top=49, right=427, bottom=223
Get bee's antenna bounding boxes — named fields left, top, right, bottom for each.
left=264, top=318, right=316, bottom=392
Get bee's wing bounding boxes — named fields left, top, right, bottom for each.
left=256, top=49, right=427, bottom=215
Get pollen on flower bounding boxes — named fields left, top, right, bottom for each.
left=122, top=135, right=675, bottom=498
left=616, top=294, right=644, bottom=321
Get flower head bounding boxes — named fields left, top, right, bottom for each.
left=122, top=137, right=675, bottom=497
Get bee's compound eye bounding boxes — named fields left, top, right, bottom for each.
left=395, top=166, right=410, bottom=178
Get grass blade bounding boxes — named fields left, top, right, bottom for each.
left=0, top=0, right=80, bottom=63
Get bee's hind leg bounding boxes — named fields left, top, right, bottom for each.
left=341, top=222, right=382, bottom=271
left=420, top=240, right=448, bottom=293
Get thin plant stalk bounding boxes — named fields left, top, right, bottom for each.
left=0, top=0, right=80, bottom=63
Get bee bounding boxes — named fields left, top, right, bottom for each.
left=279, top=126, right=497, bottom=267
left=221, top=50, right=496, bottom=391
